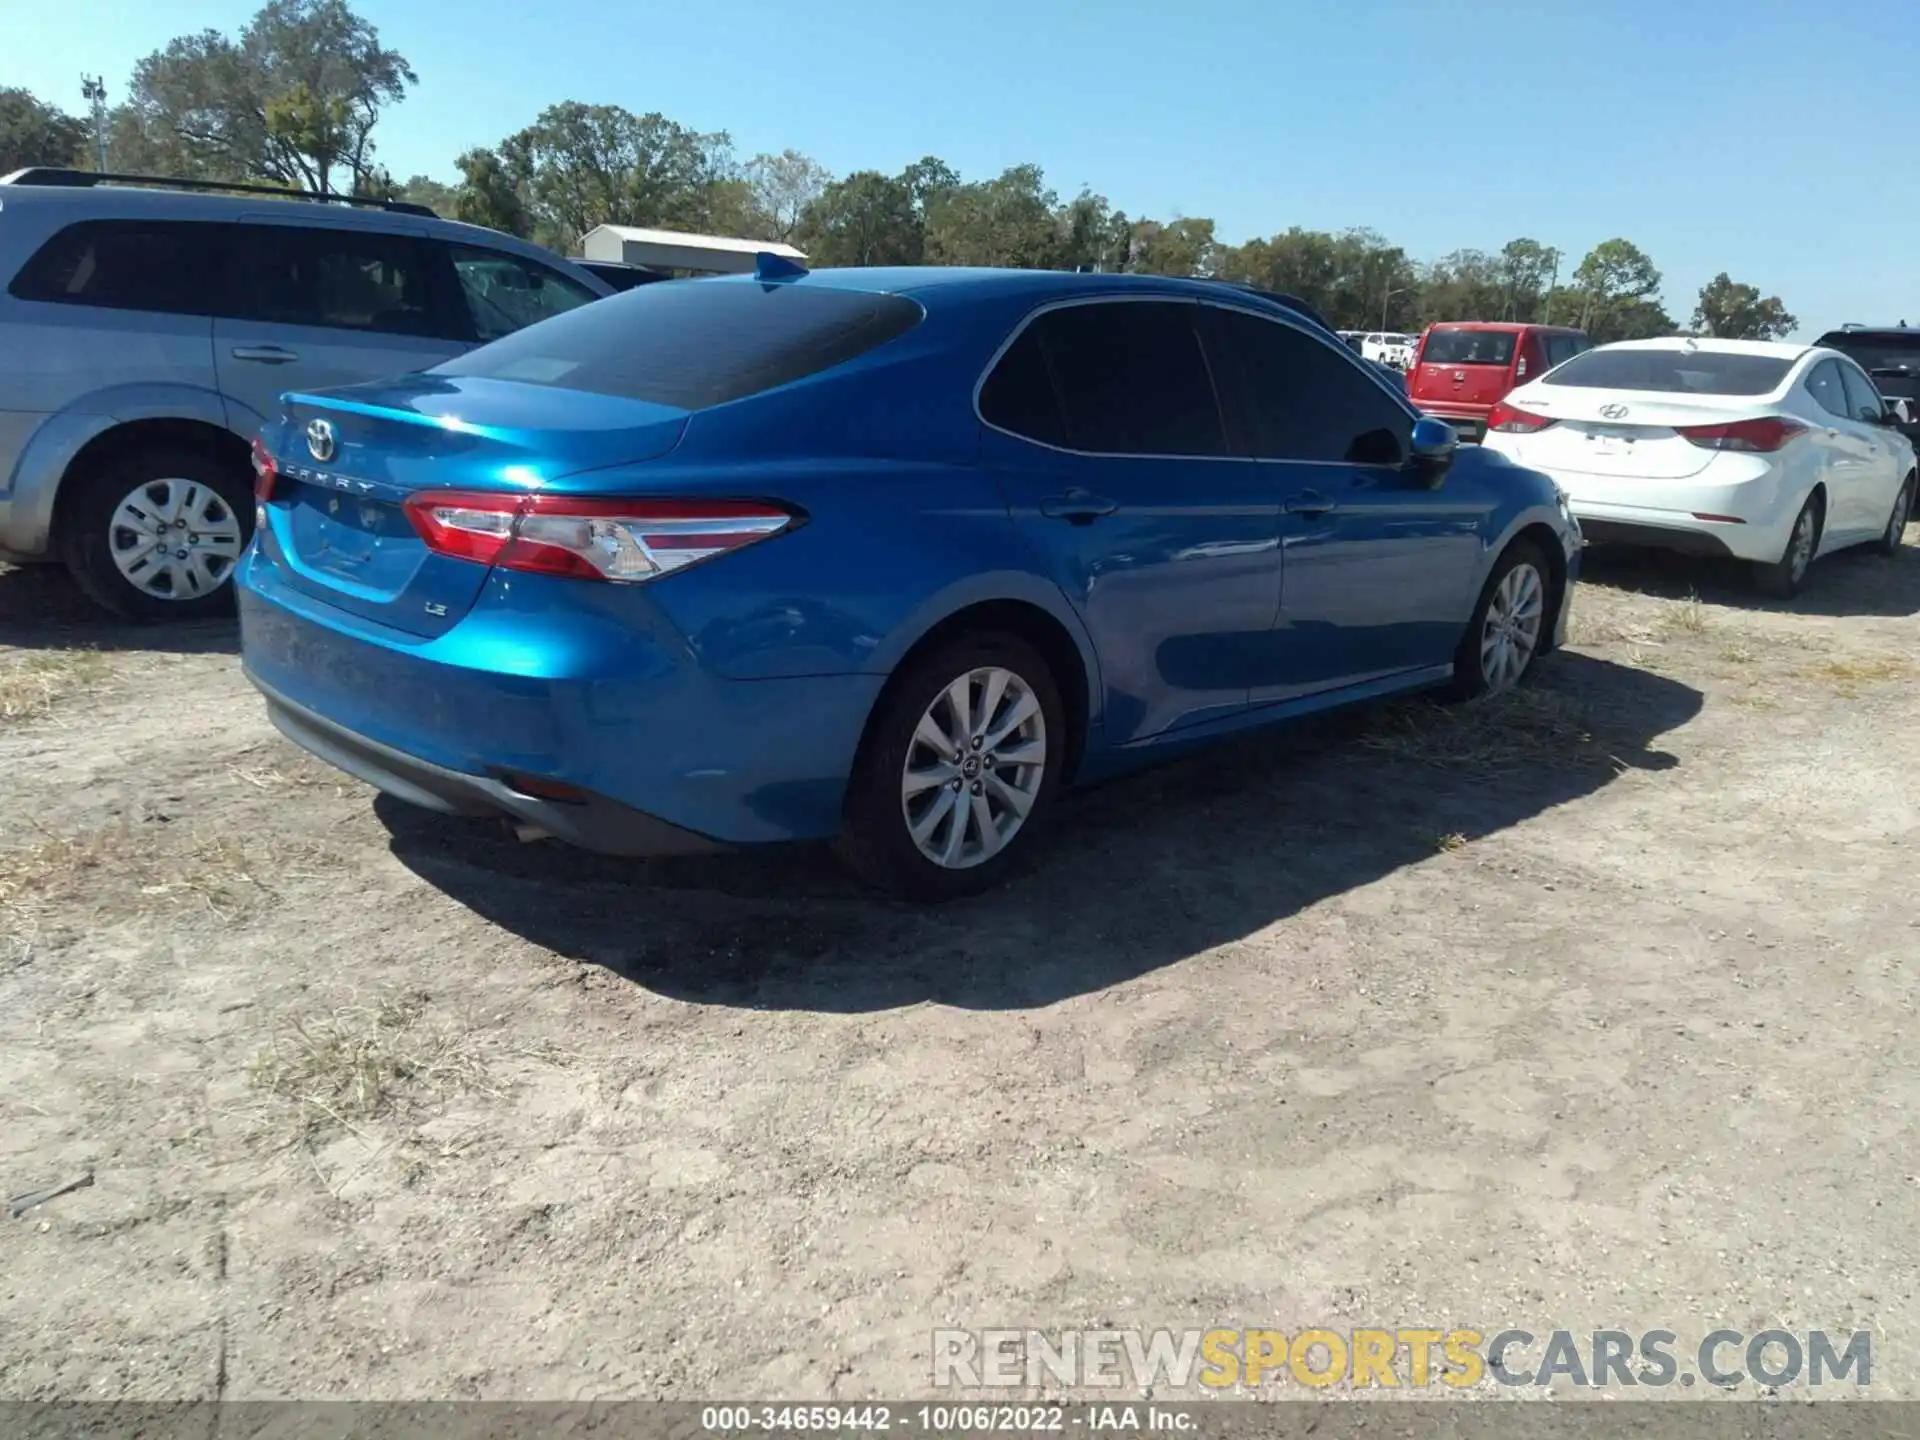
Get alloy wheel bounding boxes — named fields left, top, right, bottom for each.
left=900, top=666, right=1047, bottom=870
left=109, top=478, right=245, bottom=601
left=1479, top=561, right=1545, bottom=693
left=1789, top=508, right=1816, bottom=584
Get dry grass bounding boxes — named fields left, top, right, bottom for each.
left=1435, top=832, right=1470, bottom=853
left=0, top=822, right=342, bottom=948
left=0, top=650, right=111, bottom=725
left=1798, top=656, right=1918, bottom=699
left=1357, top=686, right=1615, bottom=776
left=246, top=990, right=502, bottom=1146
left=1575, top=591, right=1716, bottom=649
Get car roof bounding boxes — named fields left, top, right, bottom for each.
left=1818, top=326, right=1920, bottom=340
left=1425, top=320, right=1580, bottom=334
left=729, top=265, right=1308, bottom=307
left=1594, top=336, right=1810, bottom=359
left=0, top=174, right=610, bottom=289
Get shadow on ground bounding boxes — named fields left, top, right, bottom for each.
left=1578, top=536, right=1920, bottom=618
left=0, top=564, right=238, bottom=655
left=380, top=651, right=1701, bottom=1012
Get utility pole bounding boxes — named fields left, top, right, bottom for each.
left=80, top=75, right=110, bottom=172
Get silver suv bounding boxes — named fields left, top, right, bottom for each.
left=0, top=168, right=612, bottom=619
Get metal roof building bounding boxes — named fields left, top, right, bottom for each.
left=579, top=224, right=807, bottom=276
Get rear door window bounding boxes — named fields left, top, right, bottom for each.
left=1545, top=335, right=1581, bottom=368
left=438, top=280, right=924, bottom=409
left=1203, top=304, right=1410, bottom=466
left=1541, top=347, right=1793, bottom=396
left=978, top=327, right=1067, bottom=448
left=1422, top=330, right=1517, bottom=366
left=8, top=219, right=225, bottom=315
left=1838, top=363, right=1888, bottom=422
left=223, top=225, right=462, bottom=339
left=1013, top=300, right=1226, bottom=457
left=1806, top=360, right=1851, bottom=418
left=449, top=246, right=600, bottom=342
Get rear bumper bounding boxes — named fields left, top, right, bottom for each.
left=1414, top=404, right=1491, bottom=442
left=1575, top=517, right=1736, bottom=558
left=253, top=675, right=722, bottom=855
left=237, top=547, right=884, bottom=849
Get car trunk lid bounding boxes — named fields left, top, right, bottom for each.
left=260, top=375, right=690, bottom=637
left=1497, top=389, right=1781, bottom=479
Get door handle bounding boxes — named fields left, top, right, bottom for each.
left=230, top=345, right=299, bottom=364
left=1039, top=489, right=1118, bottom=524
left=1285, top=490, right=1336, bottom=516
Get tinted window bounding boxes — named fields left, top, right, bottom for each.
left=979, top=327, right=1066, bottom=447
left=438, top=280, right=923, bottom=409
left=224, top=225, right=455, bottom=338
left=1542, top=347, right=1792, bottom=396
left=1806, top=359, right=1851, bottom=418
left=1021, top=301, right=1225, bottom=457
left=1839, top=363, right=1888, bottom=423
left=1423, top=329, right=1517, bottom=366
left=1206, top=306, right=1410, bottom=466
left=8, top=220, right=223, bottom=315
left=451, top=246, right=599, bottom=342
left=1545, top=335, right=1581, bottom=368
left=1817, top=333, right=1920, bottom=378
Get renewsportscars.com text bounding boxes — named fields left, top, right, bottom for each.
left=932, top=1327, right=1872, bottom=1390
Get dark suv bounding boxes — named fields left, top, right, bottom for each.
left=1814, top=325, right=1920, bottom=444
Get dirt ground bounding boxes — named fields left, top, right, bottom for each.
left=1, top=532, right=1916, bottom=1403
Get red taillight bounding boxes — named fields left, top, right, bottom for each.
left=403, top=491, right=799, bottom=582
left=1675, top=417, right=1807, bottom=453
left=1487, top=400, right=1556, bottom=434
left=250, top=436, right=278, bottom=501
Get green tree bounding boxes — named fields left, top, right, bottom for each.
left=923, top=164, right=1062, bottom=268
left=1418, top=248, right=1504, bottom=324
left=118, top=0, right=416, bottom=193
left=796, top=170, right=923, bottom=266
left=451, top=146, right=530, bottom=237
left=1055, top=189, right=1130, bottom=272
left=1128, top=217, right=1216, bottom=277
left=743, top=149, right=831, bottom=243
left=0, top=88, right=91, bottom=173
left=493, top=102, right=735, bottom=252
left=1570, top=238, right=1663, bottom=341
left=1217, top=227, right=1342, bottom=315
left=1497, top=238, right=1560, bottom=322
left=395, top=173, right=455, bottom=214
left=1691, top=272, right=1797, bottom=340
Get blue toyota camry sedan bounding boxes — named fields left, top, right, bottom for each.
left=238, top=262, right=1580, bottom=901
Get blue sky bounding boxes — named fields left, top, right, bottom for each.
left=13, top=0, right=1913, bottom=337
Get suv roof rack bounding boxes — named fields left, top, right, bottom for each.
left=0, top=167, right=437, bottom=217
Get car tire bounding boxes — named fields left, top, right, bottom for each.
left=1872, top=471, right=1915, bottom=557
left=1751, top=491, right=1822, bottom=599
left=59, top=444, right=254, bottom=621
left=1445, top=537, right=1554, bottom=701
left=837, top=632, right=1066, bottom=902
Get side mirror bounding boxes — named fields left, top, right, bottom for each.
left=1408, top=416, right=1457, bottom=485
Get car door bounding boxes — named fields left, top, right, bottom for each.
left=979, top=298, right=1278, bottom=744
left=1837, top=360, right=1908, bottom=537
left=1803, top=359, right=1877, bottom=541
left=213, top=221, right=473, bottom=438
left=1200, top=301, right=1492, bottom=703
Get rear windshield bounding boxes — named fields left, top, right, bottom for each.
left=1541, top=347, right=1791, bottom=396
left=435, top=280, right=925, bottom=409
left=1421, top=330, right=1516, bottom=366
left=1818, top=333, right=1920, bottom=377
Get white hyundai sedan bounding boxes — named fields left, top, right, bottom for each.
left=1480, top=337, right=1916, bottom=596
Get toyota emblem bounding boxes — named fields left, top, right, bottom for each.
left=305, top=418, right=336, bottom=463
left=1599, top=403, right=1630, bottom=420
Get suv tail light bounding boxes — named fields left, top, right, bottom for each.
left=1675, top=417, right=1808, bottom=453
left=1487, top=400, right=1556, bottom=434
left=250, top=436, right=278, bottom=501
left=403, top=492, right=800, bottom=582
